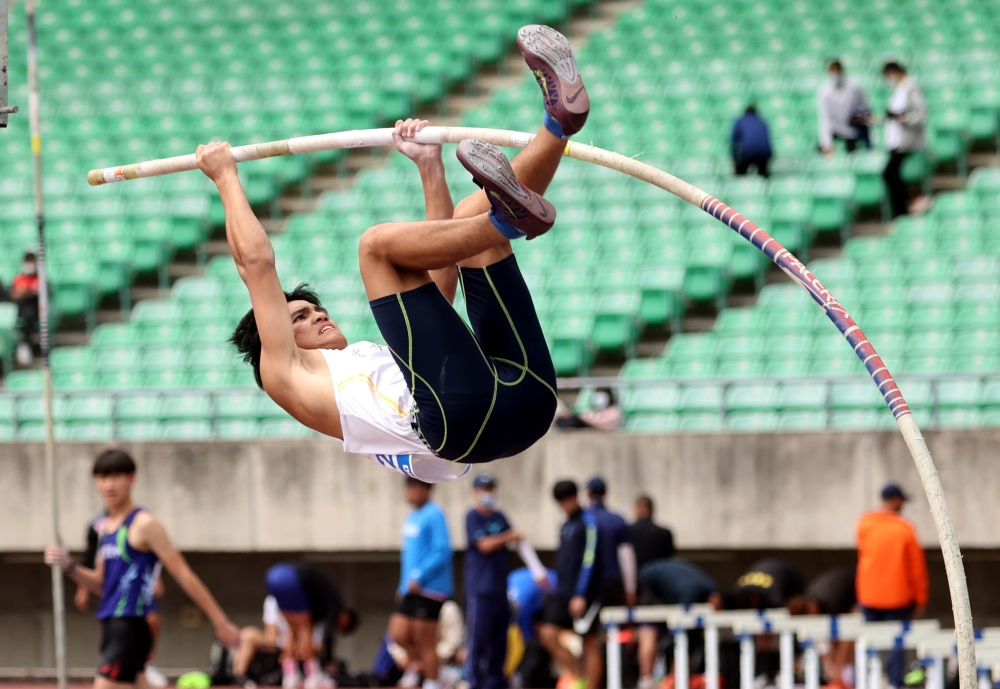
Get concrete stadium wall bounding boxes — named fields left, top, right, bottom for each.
left=2, top=428, right=1000, bottom=553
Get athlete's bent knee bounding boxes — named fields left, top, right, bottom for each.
left=358, top=224, right=394, bottom=263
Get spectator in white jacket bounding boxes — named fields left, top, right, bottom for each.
left=881, top=61, right=929, bottom=218
left=817, top=59, right=871, bottom=155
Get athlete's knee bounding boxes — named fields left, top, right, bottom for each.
left=359, top=223, right=394, bottom=263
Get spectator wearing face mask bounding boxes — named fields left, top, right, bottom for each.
left=464, top=473, right=547, bottom=689
left=11, top=251, right=40, bottom=365
left=555, top=387, right=622, bottom=430
left=817, top=58, right=872, bottom=155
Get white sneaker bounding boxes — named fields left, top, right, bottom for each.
left=283, top=670, right=303, bottom=689
left=304, top=672, right=335, bottom=689
left=16, top=342, right=31, bottom=365
left=400, top=669, right=422, bottom=688
left=145, top=665, right=168, bottom=688
left=638, top=677, right=656, bottom=689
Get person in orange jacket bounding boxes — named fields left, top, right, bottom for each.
left=856, top=483, right=929, bottom=688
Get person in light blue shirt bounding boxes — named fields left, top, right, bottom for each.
left=388, top=477, right=454, bottom=689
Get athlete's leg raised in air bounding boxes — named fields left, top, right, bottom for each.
left=359, top=142, right=554, bottom=302
left=454, top=24, right=588, bottom=268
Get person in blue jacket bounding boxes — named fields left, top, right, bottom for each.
left=388, top=477, right=454, bottom=689
left=464, top=473, right=547, bottom=689
left=538, top=480, right=603, bottom=689
left=731, top=104, right=773, bottom=177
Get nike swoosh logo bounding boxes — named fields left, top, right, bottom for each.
left=538, top=202, right=549, bottom=218
left=566, top=84, right=586, bottom=103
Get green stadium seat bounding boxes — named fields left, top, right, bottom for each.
left=259, top=419, right=316, bottom=438
left=777, top=410, right=828, bottom=431
left=116, top=392, right=161, bottom=422
left=725, top=382, right=779, bottom=412
left=678, top=384, right=723, bottom=413
left=161, top=420, right=214, bottom=440
left=66, top=422, right=115, bottom=441
left=65, top=394, right=115, bottom=423
left=625, top=413, right=678, bottom=432
left=936, top=408, right=981, bottom=429
left=829, top=409, right=880, bottom=430
left=623, top=385, right=680, bottom=415
left=114, top=421, right=161, bottom=441
left=214, top=419, right=259, bottom=439
left=592, top=292, right=641, bottom=356
left=677, top=412, right=724, bottom=432
left=620, top=359, right=670, bottom=379
left=725, top=411, right=779, bottom=431
left=160, top=392, right=212, bottom=421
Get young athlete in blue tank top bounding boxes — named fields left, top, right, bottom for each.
left=46, top=450, right=239, bottom=689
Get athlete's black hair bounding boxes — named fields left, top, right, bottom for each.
left=230, top=283, right=325, bottom=389
left=92, top=449, right=137, bottom=476
left=405, top=476, right=432, bottom=489
left=552, top=479, right=578, bottom=502
left=882, top=60, right=906, bottom=75
left=827, top=58, right=843, bottom=71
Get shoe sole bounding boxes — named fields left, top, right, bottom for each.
left=456, top=139, right=555, bottom=238
left=517, top=24, right=589, bottom=135
left=518, top=24, right=580, bottom=82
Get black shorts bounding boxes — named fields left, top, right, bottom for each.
left=397, top=593, right=445, bottom=621
left=602, top=578, right=627, bottom=607
left=541, top=595, right=599, bottom=636
left=98, top=617, right=153, bottom=683
left=370, top=255, right=557, bottom=463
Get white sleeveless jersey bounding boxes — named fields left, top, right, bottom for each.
left=320, top=342, right=471, bottom=484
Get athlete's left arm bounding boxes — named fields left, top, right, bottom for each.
left=133, top=514, right=240, bottom=647
left=392, top=118, right=458, bottom=303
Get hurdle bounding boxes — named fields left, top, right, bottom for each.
left=918, top=628, right=1000, bottom=689
left=601, top=606, right=789, bottom=689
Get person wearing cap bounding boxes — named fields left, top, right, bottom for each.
left=586, top=477, right=638, bottom=611
left=856, top=483, right=929, bottom=689
left=389, top=477, right=454, bottom=689
left=539, top=480, right=603, bottom=689
left=464, top=473, right=546, bottom=689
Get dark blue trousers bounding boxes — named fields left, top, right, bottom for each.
left=860, top=605, right=914, bottom=687
left=465, top=593, right=511, bottom=689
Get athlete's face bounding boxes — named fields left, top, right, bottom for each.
left=288, top=300, right=348, bottom=351
left=94, top=472, right=135, bottom=510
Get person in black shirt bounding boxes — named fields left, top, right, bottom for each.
left=264, top=562, right=358, bottom=688
left=801, top=567, right=858, bottom=689
left=731, top=558, right=806, bottom=610
left=630, top=495, right=675, bottom=569
left=539, top=480, right=602, bottom=689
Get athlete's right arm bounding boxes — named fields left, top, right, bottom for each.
left=44, top=544, right=104, bottom=595
left=135, top=514, right=240, bottom=647
left=196, top=142, right=300, bottom=386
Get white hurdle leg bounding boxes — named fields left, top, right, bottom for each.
left=740, top=634, right=755, bottom=689
left=868, top=650, right=883, bottom=689
left=929, top=656, right=945, bottom=689
left=779, top=631, right=794, bottom=689
left=607, top=624, right=622, bottom=689
left=674, top=630, right=690, bottom=689
left=706, top=624, right=720, bottom=689
left=803, top=642, right=820, bottom=689
left=856, top=638, right=868, bottom=689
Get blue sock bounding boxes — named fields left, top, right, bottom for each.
left=543, top=111, right=566, bottom=139
left=488, top=209, right=525, bottom=240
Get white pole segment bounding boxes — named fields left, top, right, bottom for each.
left=25, top=1, right=66, bottom=687
left=85, top=128, right=975, bottom=689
